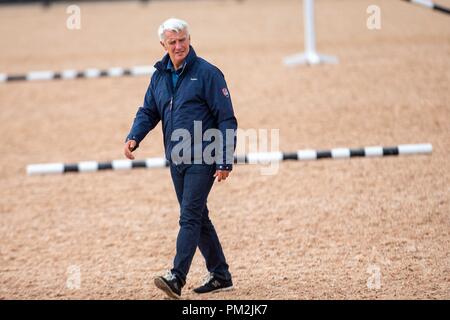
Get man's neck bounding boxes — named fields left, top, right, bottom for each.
left=172, top=60, right=184, bottom=71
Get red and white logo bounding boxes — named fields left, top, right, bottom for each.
left=222, top=88, right=229, bottom=98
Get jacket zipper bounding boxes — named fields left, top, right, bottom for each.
left=169, top=64, right=187, bottom=161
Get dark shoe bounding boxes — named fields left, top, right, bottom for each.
left=193, top=273, right=233, bottom=294
left=154, top=271, right=184, bottom=299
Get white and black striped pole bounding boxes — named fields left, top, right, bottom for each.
left=26, top=144, right=432, bottom=175
left=402, top=0, right=450, bottom=15
left=0, top=65, right=155, bottom=83
left=26, top=157, right=169, bottom=175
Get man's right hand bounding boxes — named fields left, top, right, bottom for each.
left=124, top=140, right=137, bottom=160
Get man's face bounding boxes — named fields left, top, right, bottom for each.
left=160, top=29, right=190, bottom=68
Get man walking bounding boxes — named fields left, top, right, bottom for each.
left=124, top=18, right=237, bottom=299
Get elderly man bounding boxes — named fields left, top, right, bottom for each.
left=124, top=18, right=237, bottom=299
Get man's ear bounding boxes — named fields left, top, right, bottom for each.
left=160, top=41, right=166, bottom=50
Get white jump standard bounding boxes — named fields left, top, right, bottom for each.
left=284, top=0, right=338, bottom=66
left=26, top=144, right=432, bottom=175
left=0, top=65, right=155, bottom=83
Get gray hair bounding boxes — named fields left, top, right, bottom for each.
left=158, top=18, right=189, bottom=41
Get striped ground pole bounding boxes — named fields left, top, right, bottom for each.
left=402, top=0, right=450, bottom=14
left=0, top=65, right=155, bottom=83
left=26, top=143, right=432, bottom=175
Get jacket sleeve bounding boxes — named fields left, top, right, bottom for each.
left=204, top=68, right=238, bottom=171
left=125, top=78, right=161, bottom=150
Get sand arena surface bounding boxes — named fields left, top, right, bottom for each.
left=0, top=0, right=449, bottom=299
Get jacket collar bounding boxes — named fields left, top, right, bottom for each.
left=155, top=45, right=197, bottom=72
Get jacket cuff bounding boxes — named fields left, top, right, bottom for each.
left=216, top=164, right=232, bottom=171
left=125, top=136, right=139, bottom=151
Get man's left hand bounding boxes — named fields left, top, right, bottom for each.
left=214, top=170, right=230, bottom=182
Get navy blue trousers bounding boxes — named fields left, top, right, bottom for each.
left=169, top=163, right=232, bottom=283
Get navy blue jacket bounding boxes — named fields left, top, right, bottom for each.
left=126, top=46, right=237, bottom=170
